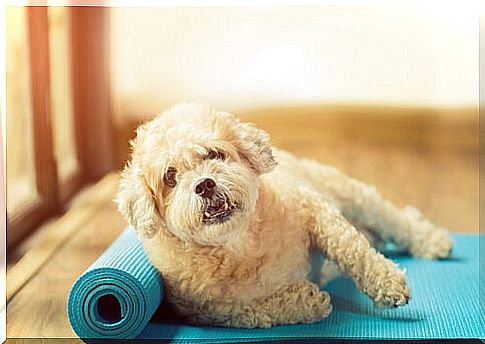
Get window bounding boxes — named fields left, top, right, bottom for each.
left=6, top=7, right=114, bottom=249
left=6, top=7, right=38, bottom=215
left=48, top=7, right=79, bottom=183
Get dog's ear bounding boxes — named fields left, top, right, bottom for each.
left=229, top=117, right=277, bottom=174
left=116, top=160, right=164, bottom=237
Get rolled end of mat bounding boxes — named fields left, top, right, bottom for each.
left=67, top=227, right=163, bottom=339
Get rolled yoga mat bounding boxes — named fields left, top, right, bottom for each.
left=67, top=226, right=163, bottom=339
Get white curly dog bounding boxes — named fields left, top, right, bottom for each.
left=117, top=103, right=453, bottom=328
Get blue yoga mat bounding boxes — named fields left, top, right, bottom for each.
left=68, top=226, right=484, bottom=341
left=67, top=227, right=163, bottom=339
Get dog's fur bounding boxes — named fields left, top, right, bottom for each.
left=116, top=103, right=453, bottom=328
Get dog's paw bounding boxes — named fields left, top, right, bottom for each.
left=403, top=206, right=453, bottom=259
left=373, top=268, right=410, bottom=308
left=410, top=228, right=453, bottom=259
left=296, top=283, right=333, bottom=323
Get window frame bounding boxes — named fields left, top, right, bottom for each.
left=7, top=6, right=114, bottom=250
left=7, top=7, right=58, bottom=249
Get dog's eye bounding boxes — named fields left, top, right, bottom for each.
left=164, top=167, right=177, bottom=187
left=206, top=149, right=225, bottom=160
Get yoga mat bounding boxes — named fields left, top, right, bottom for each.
left=67, top=226, right=163, bottom=339
left=68, top=227, right=484, bottom=341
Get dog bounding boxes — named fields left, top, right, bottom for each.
left=116, top=103, right=453, bottom=328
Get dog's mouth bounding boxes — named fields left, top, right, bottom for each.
left=202, top=196, right=235, bottom=224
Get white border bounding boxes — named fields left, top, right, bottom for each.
left=2, top=0, right=484, bottom=8
left=0, top=2, right=6, bottom=343
left=0, top=2, right=483, bottom=343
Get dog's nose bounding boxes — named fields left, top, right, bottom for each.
left=195, top=178, right=216, bottom=198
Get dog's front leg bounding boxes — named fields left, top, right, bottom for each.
left=188, top=280, right=332, bottom=328
left=308, top=197, right=410, bottom=308
left=232, top=280, right=332, bottom=328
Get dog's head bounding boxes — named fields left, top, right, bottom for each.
left=116, top=103, right=276, bottom=245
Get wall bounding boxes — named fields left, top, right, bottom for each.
left=109, top=5, right=478, bottom=121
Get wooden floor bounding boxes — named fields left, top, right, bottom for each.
left=6, top=107, right=479, bottom=339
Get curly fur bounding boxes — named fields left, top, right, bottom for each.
left=116, top=103, right=453, bottom=328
